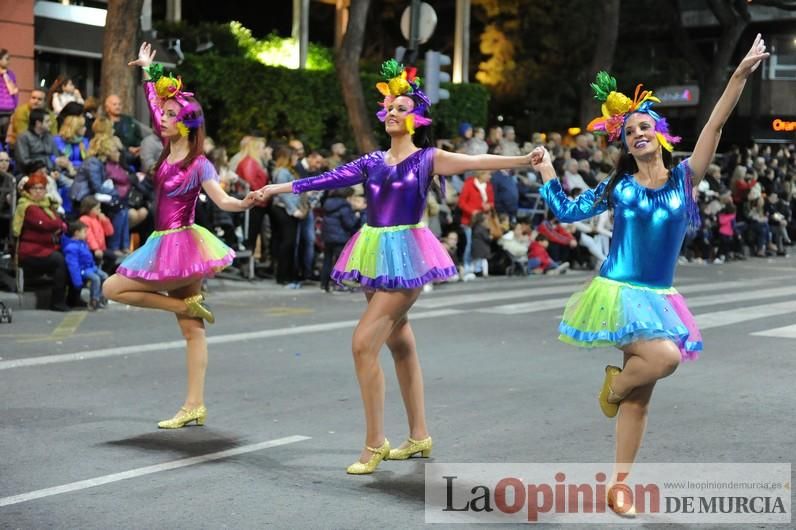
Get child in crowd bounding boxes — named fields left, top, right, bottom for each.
left=442, top=231, right=462, bottom=281
left=78, top=195, right=114, bottom=264
left=320, top=187, right=363, bottom=292
left=470, top=212, right=492, bottom=278
left=62, top=220, right=108, bottom=310
left=528, top=233, right=569, bottom=275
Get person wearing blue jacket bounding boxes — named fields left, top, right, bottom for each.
left=320, top=187, right=362, bottom=292
left=62, top=220, right=108, bottom=310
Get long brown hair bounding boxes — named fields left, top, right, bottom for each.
left=272, top=144, right=298, bottom=176
left=597, top=145, right=673, bottom=207
left=154, top=95, right=206, bottom=170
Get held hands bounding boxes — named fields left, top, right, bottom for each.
left=241, top=191, right=259, bottom=209
left=128, top=42, right=156, bottom=69
left=734, top=34, right=769, bottom=80
left=530, top=146, right=554, bottom=172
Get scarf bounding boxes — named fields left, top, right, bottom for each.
left=473, top=178, right=488, bottom=204
left=12, top=193, right=56, bottom=237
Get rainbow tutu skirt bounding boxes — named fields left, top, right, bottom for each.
left=117, top=224, right=234, bottom=282
left=332, top=223, right=457, bottom=290
left=558, top=276, right=702, bottom=361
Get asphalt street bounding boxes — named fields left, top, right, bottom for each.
left=1, top=258, right=795, bottom=529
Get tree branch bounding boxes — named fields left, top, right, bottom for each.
left=666, top=0, right=708, bottom=78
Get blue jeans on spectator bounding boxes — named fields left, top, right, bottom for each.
left=82, top=269, right=109, bottom=301
left=108, top=207, right=130, bottom=252
left=527, top=257, right=560, bottom=273
left=462, top=225, right=483, bottom=273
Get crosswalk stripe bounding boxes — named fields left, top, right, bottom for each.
left=419, top=276, right=790, bottom=310
left=696, top=300, right=796, bottom=330
left=478, top=284, right=796, bottom=316
left=750, top=325, right=796, bottom=338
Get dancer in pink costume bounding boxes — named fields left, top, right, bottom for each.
left=103, top=43, right=258, bottom=429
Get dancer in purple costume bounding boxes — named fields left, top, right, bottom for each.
left=530, top=36, right=768, bottom=516
left=103, top=43, right=258, bottom=429
left=259, top=60, right=533, bottom=474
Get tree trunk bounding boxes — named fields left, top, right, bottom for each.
left=101, top=0, right=144, bottom=114
left=578, top=0, right=620, bottom=128
left=336, top=0, right=377, bottom=153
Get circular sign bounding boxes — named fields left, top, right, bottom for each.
left=400, top=2, right=438, bottom=45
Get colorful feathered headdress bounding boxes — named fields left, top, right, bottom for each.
left=145, top=63, right=204, bottom=138
left=586, top=71, right=680, bottom=152
left=375, top=59, right=432, bottom=136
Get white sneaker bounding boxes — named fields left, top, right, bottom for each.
left=463, top=272, right=477, bottom=282
left=422, top=283, right=434, bottom=293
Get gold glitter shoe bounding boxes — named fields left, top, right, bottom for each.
left=157, top=405, right=207, bottom=429
left=184, top=294, right=214, bottom=324
left=346, top=439, right=390, bottom=475
left=388, top=436, right=432, bottom=460
left=599, top=365, right=623, bottom=418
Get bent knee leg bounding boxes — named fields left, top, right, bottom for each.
left=655, top=342, right=681, bottom=378
left=102, top=275, right=123, bottom=300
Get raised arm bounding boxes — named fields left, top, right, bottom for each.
left=433, top=149, right=532, bottom=177
left=128, top=42, right=163, bottom=138
left=690, top=34, right=769, bottom=183
left=531, top=146, right=609, bottom=223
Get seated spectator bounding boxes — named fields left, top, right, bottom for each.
left=766, top=192, right=791, bottom=255
left=442, top=231, right=462, bottom=280
left=499, top=218, right=532, bottom=273
left=12, top=171, right=70, bottom=311
left=528, top=234, right=569, bottom=275
left=53, top=115, right=89, bottom=173
left=537, top=213, right=578, bottom=264
left=62, top=220, right=107, bottom=311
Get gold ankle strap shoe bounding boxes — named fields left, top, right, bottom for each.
left=157, top=405, right=207, bottom=429
left=184, top=295, right=215, bottom=324
left=388, top=436, right=432, bottom=460
left=346, top=439, right=390, bottom=475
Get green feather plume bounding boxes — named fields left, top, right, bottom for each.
left=590, top=71, right=616, bottom=102
left=380, top=59, right=404, bottom=80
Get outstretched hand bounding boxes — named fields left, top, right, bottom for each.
left=128, top=42, right=156, bottom=68
left=734, top=33, right=769, bottom=79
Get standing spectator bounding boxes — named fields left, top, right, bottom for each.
left=47, top=75, right=85, bottom=115
left=571, top=134, right=591, bottom=161
left=12, top=172, right=70, bottom=311
left=0, top=49, right=19, bottom=142
left=62, top=220, right=107, bottom=310
left=562, top=159, right=588, bottom=193
left=235, top=137, right=271, bottom=258
left=470, top=212, right=492, bottom=277
left=270, top=145, right=304, bottom=287
left=104, top=94, right=142, bottom=166
left=78, top=196, right=114, bottom=264
left=486, top=126, right=503, bottom=153
left=453, top=122, right=473, bottom=152
left=458, top=170, right=494, bottom=277
left=490, top=169, right=519, bottom=221
left=295, top=148, right=325, bottom=281
left=139, top=131, right=163, bottom=175
left=228, top=135, right=253, bottom=173
left=320, top=187, right=361, bottom=292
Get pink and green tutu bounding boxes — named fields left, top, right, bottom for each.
left=558, top=276, right=702, bottom=361
left=117, top=224, right=234, bottom=281
left=332, top=223, right=457, bottom=290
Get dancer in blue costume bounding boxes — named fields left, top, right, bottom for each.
left=531, top=35, right=768, bottom=516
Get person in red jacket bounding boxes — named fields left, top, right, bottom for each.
left=12, top=171, right=70, bottom=311
left=235, top=137, right=271, bottom=259
left=528, top=233, right=569, bottom=274
left=78, top=195, right=114, bottom=262
left=537, top=213, right=578, bottom=264
left=457, top=170, right=494, bottom=277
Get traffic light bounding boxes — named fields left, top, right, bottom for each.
left=424, top=50, right=451, bottom=104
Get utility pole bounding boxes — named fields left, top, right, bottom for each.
left=292, top=0, right=310, bottom=69
left=407, top=0, right=421, bottom=65
left=453, top=0, right=470, bottom=83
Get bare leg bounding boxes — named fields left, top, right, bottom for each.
left=386, top=316, right=429, bottom=445
left=611, top=339, right=680, bottom=399
left=103, top=273, right=195, bottom=314
left=352, top=288, right=422, bottom=463
left=169, top=282, right=207, bottom=410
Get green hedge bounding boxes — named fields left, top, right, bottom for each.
left=179, top=55, right=489, bottom=152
